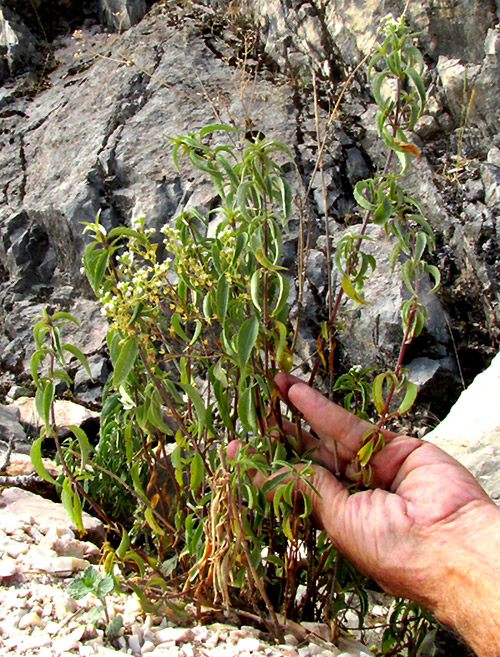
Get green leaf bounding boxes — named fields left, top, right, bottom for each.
left=250, top=232, right=285, bottom=271
left=261, top=470, right=291, bottom=493
left=237, top=316, right=259, bottom=369
left=113, top=338, right=138, bottom=388
left=190, top=451, right=205, bottom=491
left=398, top=380, right=418, bottom=415
left=270, top=272, right=290, bottom=317
left=276, top=176, right=292, bottom=220
left=425, top=264, right=440, bottom=293
left=67, top=578, right=92, bottom=600
left=128, top=582, right=164, bottom=615
left=33, top=320, right=49, bottom=350
left=90, top=250, right=110, bottom=294
left=199, top=123, right=238, bottom=139
left=249, top=269, right=262, bottom=312
left=30, top=437, right=56, bottom=484
left=372, top=70, right=391, bottom=108
left=116, top=528, right=131, bottom=560
left=87, top=605, right=106, bottom=624
left=106, top=615, right=123, bottom=638
left=373, top=196, right=392, bottom=225
left=189, top=320, right=202, bottom=346
left=372, top=373, right=387, bottom=415
left=353, top=179, right=376, bottom=211
left=357, top=440, right=374, bottom=468
left=42, top=380, right=55, bottom=429
left=128, top=302, right=144, bottom=326
left=131, top=461, right=149, bottom=505
left=95, top=574, right=114, bottom=600
left=216, top=153, right=240, bottom=188
left=341, top=274, right=369, bottom=305
left=414, top=231, right=427, bottom=263
left=176, top=382, right=206, bottom=435
left=72, top=490, right=84, bottom=533
left=108, top=226, right=148, bottom=243
left=237, top=384, right=258, bottom=432
left=216, top=275, right=230, bottom=321
left=406, top=67, right=426, bottom=114
left=30, top=349, right=45, bottom=387
left=68, top=425, right=91, bottom=469
left=61, top=478, right=76, bottom=526
left=171, top=313, right=189, bottom=342
left=62, top=344, right=92, bottom=379
left=51, top=311, right=81, bottom=326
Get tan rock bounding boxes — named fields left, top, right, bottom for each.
left=39, top=526, right=100, bottom=559
left=33, top=555, right=90, bottom=577
left=0, top=488, right=105, bottom=542
left=18, top=610, right=46, bottom=629
left=3, top=452, right=61, bottom=479
left=0, top=555, right=18, bottom=579
left=13, top=397, right=99, bottom=430
left=0, top=534, right=29, bottom=558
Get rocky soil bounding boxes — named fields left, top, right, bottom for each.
left=0, top=489, right=377, bottom=657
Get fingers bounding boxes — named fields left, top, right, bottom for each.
left=227, top=437, right=351, bottom=540
left=276, top=373, right=398, bottom=463
left=277, top=417, right=345, bottom=475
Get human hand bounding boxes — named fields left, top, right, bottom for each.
left=264, top=373, right=498, bottom=610
left=229, top=372, right=500, bottom=654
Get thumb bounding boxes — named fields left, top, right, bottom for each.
left=265, top=462, right=351, bottom=549
left=295, top=464, right=351, bottom=541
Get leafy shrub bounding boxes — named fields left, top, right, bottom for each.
left=31, top=13, right=440, bottom=652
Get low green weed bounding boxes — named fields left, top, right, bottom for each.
left=67, top=566, right=123, bottom=638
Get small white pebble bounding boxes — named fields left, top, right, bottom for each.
left=154, top=627, right=196, bottom=645
left=180, top=644, right=194, bottom=657
left=236, top=637, right=263, bottom=652
left=18, top=611, right=46, bottom=629
left=129, top=633, right=143, bottom=655
left=141, top=639, right=156, bottom=654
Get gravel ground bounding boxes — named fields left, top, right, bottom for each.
left=0, top=503, right=373, bottom=657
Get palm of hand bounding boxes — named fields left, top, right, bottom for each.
left=276, top=374, right=492, bottom=600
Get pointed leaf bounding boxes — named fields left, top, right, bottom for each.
left=68, top=425, right=91, bottom=469
left=216, top=275, right=230, bottom=321
left=113, top=338, right=138, bottom=388
left=398, top=380, right=418, bottom=415
left=237, top=316, right=259, bottom=369
left=30, top=437, right=57, bottom=484
left=341, top=274, right=369, bottom=305
left=62, top=344, right=92, bottom=379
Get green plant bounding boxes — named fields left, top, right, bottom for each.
left=67, top=566, right=123, bottom=638
left=30, top=12, right=440, bottom=653
left=310, top=12, right=439, bottom=486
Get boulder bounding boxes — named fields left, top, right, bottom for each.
left=425, top=351, right=500, bottom=502
left=0, top=0, right=497, bottom=429
left=13, top=397, right=99, bottom=434
left=0, top=3, right=41, bottom=75
left=0, top=486, right=105, bottom=541
left=0, top=403, right=28, bottom=452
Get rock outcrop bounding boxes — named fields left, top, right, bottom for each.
left=0, top=0, right=498, bottom=426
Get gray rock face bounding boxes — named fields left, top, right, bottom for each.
left=97, top=0, right=147, bottom=30
left=0, top=403, right=28, bottom=453
left=0, top=0, right=498, bottom=431
left=0, top=3, right=41, bottom=76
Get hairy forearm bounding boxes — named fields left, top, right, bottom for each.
left=430, top=503, right=500, bottom=657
